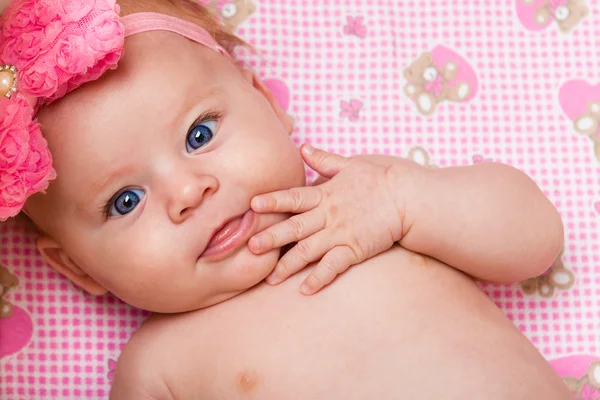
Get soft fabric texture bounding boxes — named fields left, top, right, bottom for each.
left=1, top=0, right=599, bottom=398
left=0, top=0, right=229, bottom=221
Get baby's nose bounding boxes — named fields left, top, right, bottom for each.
left=167, top=175, right=219, bottom=223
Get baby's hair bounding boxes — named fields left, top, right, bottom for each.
left=5, top=0, right=249, bottom=227
left=118, top=0, right=248, bottom=55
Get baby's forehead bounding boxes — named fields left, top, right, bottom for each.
left=40, top=31, right=228, bottom=126
left=36, top=32, right=235, bottom=188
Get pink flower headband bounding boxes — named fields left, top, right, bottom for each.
left=0, top=0, right=230, bottom=221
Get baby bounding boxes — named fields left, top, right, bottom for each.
left=0, top=0, right=574, bottom=398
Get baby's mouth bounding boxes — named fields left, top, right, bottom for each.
left=200, top=210, right=256, bottom=259
left=207, top=216, right=244, bottom=247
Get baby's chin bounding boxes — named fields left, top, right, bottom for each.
left=170, top=243, right=281, bottom=313
left=226, top=243, right=281, bottom=291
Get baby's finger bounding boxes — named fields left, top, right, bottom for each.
left=267, top=231, right=331, bottom=285
left=251, top=186, right=321, bottom=213
left=249, top=209, right=325, bottom=254
left=301, top=144, right=351, bottom=178
left=300, top=246, right=357, bottom=295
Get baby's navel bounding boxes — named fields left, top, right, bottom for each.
left=237, top=369, right=260, bottom=394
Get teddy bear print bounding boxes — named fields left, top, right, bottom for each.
left=558, top=80, right=600, bottom=164
left=520, top=247, right=575, bottom=298
left=406, top=146, right=438, bottom=169
left=572, top=101, right=600, bottom=162
left=562, top=360, right=600, bottom=399
left=403, top=46, right=478, bottom=116
left=0, top=263, right=19, bottom=317
left=0, top=263, right=34, bottom=359
left=206, top=0, right=257, bottom=30
left=518, top=0, right=589, bottom=33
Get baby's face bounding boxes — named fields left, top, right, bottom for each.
left=27, top=30, right=306, bottom=312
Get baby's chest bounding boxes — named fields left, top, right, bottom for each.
left=163, top=312, right=409, bottom=400
left=158, top=248, right=485, bottom=399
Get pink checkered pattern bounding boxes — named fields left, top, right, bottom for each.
left=1, top=0, right=600, bottom=398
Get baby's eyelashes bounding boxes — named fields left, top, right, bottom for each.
left=186, top=120, right=216, bottom=153
left=186, top=113, right=220, bottom=153
left=97, top=112, right=221, bottom=219
left=103, top=188, right=145, bottom=218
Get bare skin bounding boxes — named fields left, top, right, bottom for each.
left=0, top=1, right=569, bottom=398
left=111, top=246, right=573, bottom=399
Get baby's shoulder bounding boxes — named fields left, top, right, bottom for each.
left=110, top=311, right=218, bottom=399
left=109, top=317, right=179, bottom=399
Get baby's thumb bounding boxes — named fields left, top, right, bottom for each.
left=300, top=144, right=350, bottom=178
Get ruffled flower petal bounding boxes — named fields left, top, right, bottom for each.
left=0, top=98, right=55, bottom=221
left=0, top=0, right=123, bottom=219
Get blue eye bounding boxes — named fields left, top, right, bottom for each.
left=186, top=120, right=217, bottom=153
left=108, top=189, right=145, bottom=217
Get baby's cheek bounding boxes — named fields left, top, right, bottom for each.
left=96, top=240, right=169, bottom=292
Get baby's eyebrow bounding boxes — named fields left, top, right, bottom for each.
left=175, top=85, right=224, bottom=127
left=81, top=84, right=224, bottom=212
left=83, top=164, right=138, bottom=210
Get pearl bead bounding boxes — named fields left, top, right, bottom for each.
left=0, top=67, right=16, bottom=98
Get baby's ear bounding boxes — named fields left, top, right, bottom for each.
left=37, top=236, right=108, bottom=296
left=241, top=69, right=294, bottom=135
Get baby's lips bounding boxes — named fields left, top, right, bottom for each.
left=559, top=80, right=600, bottom=120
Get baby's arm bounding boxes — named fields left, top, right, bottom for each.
left=388, top=158, right=564, bottom=283
left=250, top=147, right=562, bottom=291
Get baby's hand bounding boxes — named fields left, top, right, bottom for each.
left=249, top=144, right=405, bottom=295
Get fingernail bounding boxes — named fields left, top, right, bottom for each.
left=250, top=236, right=263, bottom=252
left=302, top=143, right=315, bottom=155
left=252, top=197, right=266, bottom=210
left=267, top=272, right=278, bottom=284
left=300, top=283, right=311, bottom=295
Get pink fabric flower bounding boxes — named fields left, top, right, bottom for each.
left=42, top=20, right=65, bottom=46
left=0, top=99, right=31, bottom=173
left=0, top=0, right=128, bottom=219
left=34, top=1, right=62, bottom=26
left=0, top=179, right=27, bottom=219
left=85, top=11, right=124, bottom=52
left=54, top=48, right=122, bottom=102
left=21, top=119, right=55, bottom=193
left=56, top=35, right=94, bottom=74
left=59, top=0, right=95, bottom=24
left=0, top=98, right=55, bottom=221
left=8, top=30, right=45, bottom=61
left=19, top=58, right=59, bottom=98
left=1, top=0, right=37, bottom=38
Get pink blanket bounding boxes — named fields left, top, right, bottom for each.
left=1, top=0, right=599, bottom=398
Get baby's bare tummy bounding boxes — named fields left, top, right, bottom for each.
left=139, top=246, right=570, bottom=399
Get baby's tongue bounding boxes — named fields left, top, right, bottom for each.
left=206, top=217, right=243, bottom=248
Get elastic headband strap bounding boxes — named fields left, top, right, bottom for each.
left=0, top=2, right=233, bottom=221
left=121, top=12, right=230, bottom=58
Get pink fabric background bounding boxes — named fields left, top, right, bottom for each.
left=1, top=0, right=600, bottom=398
